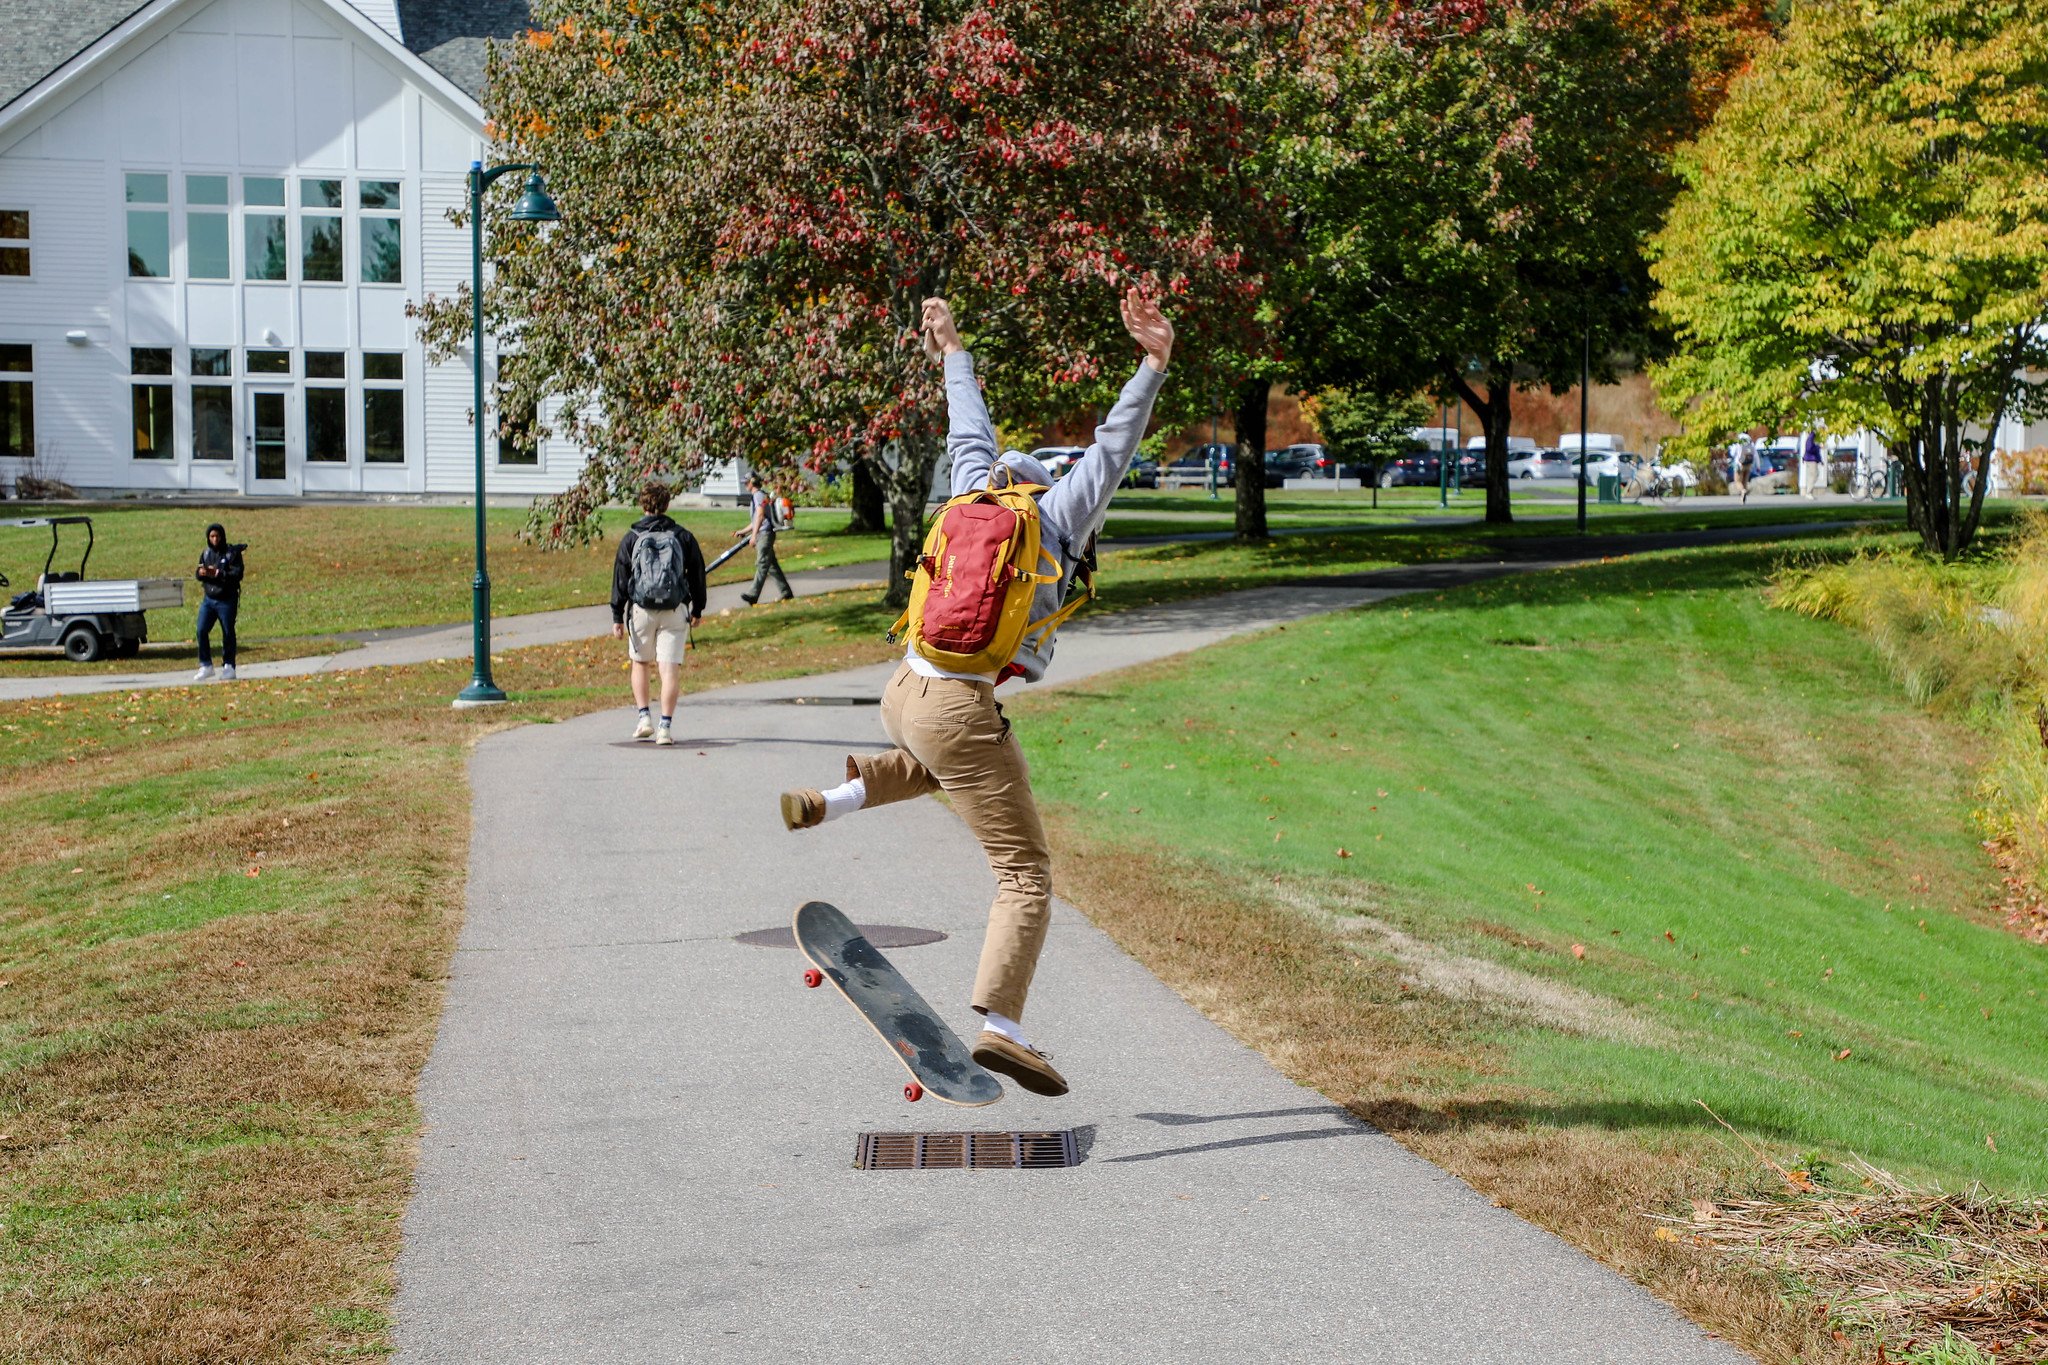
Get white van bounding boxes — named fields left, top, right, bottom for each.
left=1556, top=432, right=1621, bottom=454
left=1465, top=436, right=1537, bottom=454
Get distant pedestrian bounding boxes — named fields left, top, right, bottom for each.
left=611, top=481, right=707, bottom=746
left=1800, top=430, right=1824, bottom=499
left=1728, top=438, right=1751, bottom=503
left=193, top=522, right=244, bottom=682
left=734, top=474, right=794, bottom=605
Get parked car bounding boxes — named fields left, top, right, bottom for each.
left=1508, top=448, right=1575, bottom=480
left=1167, top=442, right=1235, bottom=488
left=1029, top=446, right=1087, bottom=479
left=1122, top=459, right=1159, bottom=489
left=1576, top=450, right=1643, bottom=484
left=1272, top=443, right=1339, bottom=478
left=1379, top=450, right=1444, bottom=487
left=1262, top=448, right=1312, bottom=486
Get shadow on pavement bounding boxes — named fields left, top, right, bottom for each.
left=1104, top=1124, right=1370, bottom=1164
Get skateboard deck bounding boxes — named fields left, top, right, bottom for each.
left=792, top=900, right=1003, bottom=1107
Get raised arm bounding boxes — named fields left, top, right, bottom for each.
left=1037, top=289, right=1174, bottom=540
left=924, top=298, right=997, bottom=494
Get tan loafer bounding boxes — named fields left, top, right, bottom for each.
left=780, top=789, right=825, bottom=831
left=971, top=1032, right=1068, bottom=1097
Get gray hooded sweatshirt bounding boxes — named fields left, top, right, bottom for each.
left=908, top=350, right=1166, bottom=684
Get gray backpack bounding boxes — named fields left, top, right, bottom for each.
left=629, top=528, right=686, bottom=610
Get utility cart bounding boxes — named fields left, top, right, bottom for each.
left=1, top=516, right=184, bottom=662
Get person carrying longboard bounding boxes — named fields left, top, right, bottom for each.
left=779, top=288, right=1174, bottom=1097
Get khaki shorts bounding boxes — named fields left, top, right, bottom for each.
left=626, top=604, right=691, bottom=665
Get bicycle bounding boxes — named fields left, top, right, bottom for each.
left=1623, top=466, right=1687, bottom=505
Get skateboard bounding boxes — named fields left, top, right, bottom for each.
left=792, top=900, right=1003, bottom=1107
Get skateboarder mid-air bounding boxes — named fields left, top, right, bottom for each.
left=780, top=288, right=1173, bottom=1097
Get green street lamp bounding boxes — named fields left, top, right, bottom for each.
left=453, top=162, right=559, bottom=709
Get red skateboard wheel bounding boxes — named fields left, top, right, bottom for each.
left=904, top=1082, right=923, bottom=1103
left=802, top=968, right=823, bottom=989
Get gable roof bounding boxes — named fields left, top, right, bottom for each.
left=0, top=0, right=531, bottom=116
left=397, top=1, right=533, bottom=101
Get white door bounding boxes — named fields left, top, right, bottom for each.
left=246, top=387, right=299, bottom=495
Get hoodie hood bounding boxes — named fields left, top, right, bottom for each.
left=205, top=522, right=226, bottom=545
left=996, top=451, right=1055, bottom=489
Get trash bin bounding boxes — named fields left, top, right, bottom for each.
left=1597, top=473, right=1622, bottom=504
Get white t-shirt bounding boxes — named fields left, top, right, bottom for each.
left=903, top=648, right=998, bottom=686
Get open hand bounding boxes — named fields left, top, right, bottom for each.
left=920, top=297, right=963, bottom=363
left=1121, top=287, right=1173, bottom=372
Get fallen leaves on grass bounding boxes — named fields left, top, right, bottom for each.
left=1651, top=1159, right=2048, bottom=1361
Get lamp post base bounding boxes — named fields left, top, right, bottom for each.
left=452, top=680, right=509, bottom=709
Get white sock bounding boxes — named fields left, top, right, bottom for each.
left=821, top=777, right=866, bottom=823
left=980, top=1010, right=1031, bottom=1047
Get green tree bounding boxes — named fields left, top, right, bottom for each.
left=1273, top=0, right=1757, bottom=522
left=1301, top=387, right=1428, bottom=504
left=1651, top=0, right=2048, bottom=557
left=420, top=0, right=1282, bottom=604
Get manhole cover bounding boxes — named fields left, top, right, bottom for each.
left=733, top=924, right=946, bottom=949
left=772, top=696, right=880, bottom=706
left=855, top=1131, right=1079, bottom=1170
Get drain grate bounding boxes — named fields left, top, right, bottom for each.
left=855, top=1131, right=1079, bottom=1171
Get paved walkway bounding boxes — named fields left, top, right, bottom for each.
left=0, top=561, right=889, bottom=702
left=394, top=560, right=1753, bottom=1362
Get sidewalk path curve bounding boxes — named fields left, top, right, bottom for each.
left=395, top=561, right=1755, bottom=1363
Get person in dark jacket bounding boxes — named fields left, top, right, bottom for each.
left=610, top=481, right=707, bottom=744
left=193, top=522, right=244, bottom=682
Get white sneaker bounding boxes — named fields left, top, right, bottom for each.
left=654, top=722, right=674, bottom=747
left=633, top=714, right=654, bottom=740
left=192, top=665, right=215, bottom=682
left=219, top=664, right=236, bottom=681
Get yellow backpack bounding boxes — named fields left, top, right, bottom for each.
left=887, top=471, right=1094, bottom=675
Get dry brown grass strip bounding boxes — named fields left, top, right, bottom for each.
left=1044, top=813, right=1867, bottom=1365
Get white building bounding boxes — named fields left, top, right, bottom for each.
left=0, top=0, right=584, bottom=499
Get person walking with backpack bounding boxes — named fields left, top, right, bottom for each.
left=192, top=522, right=244, bottom=682
left=733, top=474, right=794, bottom=605
left=778, top=288, right=1173, bottom=1098
left=611, top=481, right=707, bottom=745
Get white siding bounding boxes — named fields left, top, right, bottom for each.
left=0, top=0, right=579, bottom=499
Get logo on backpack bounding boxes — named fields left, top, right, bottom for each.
left=629, top=528, right=687, bottom=611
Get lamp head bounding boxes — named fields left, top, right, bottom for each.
left=510, top=172, right=560, bottom=223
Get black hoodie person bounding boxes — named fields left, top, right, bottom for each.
left=194, top=522, right=245, bottom=681
left=609, top=481, right=707, bottom=743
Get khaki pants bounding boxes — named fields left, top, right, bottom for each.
left=849, top=663, right=1051, bottom=1022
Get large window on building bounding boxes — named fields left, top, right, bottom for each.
left=306, top=350, right=347, bottom=463
left=0, top=211, right=27, bottom=277
left=131, top=347, right=173, bottom=459
left=0, top=344, right=31, bottom=459
left=360, top=180, right=402, bottom=285
left=363, top=352, right=406, bottom=463
left=186, top=174, right=230, bottom=280
left=244, top=177, right=287, bottom=281
left=126, top=173, right=170, bottom=278
left=192, top=348, right=233, bottom=461
left=496, top=356, right=538, bottom=466
left=301, top=178, right=343, bottom=282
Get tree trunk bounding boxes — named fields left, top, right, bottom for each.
left=1234, top=377, right=1270, bottom=543
left=1451, top=369, right=1513, bottom=524
left=848, top=453, right=886, bottom=534
left=882, top=437, right=942, bottom=609
left=1888, top=369, right=1988, bottom=561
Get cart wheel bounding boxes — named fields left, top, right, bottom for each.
left=61, top=626, right=103, bottom=664
left=802, top=968, right=822, bottom=989
left=904, top=1082, right=923, bottom=1103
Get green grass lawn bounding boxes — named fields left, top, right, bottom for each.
left=1015, top=536, right=2043, bottom=1193
left=0, top=503, right=891, bottom=647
